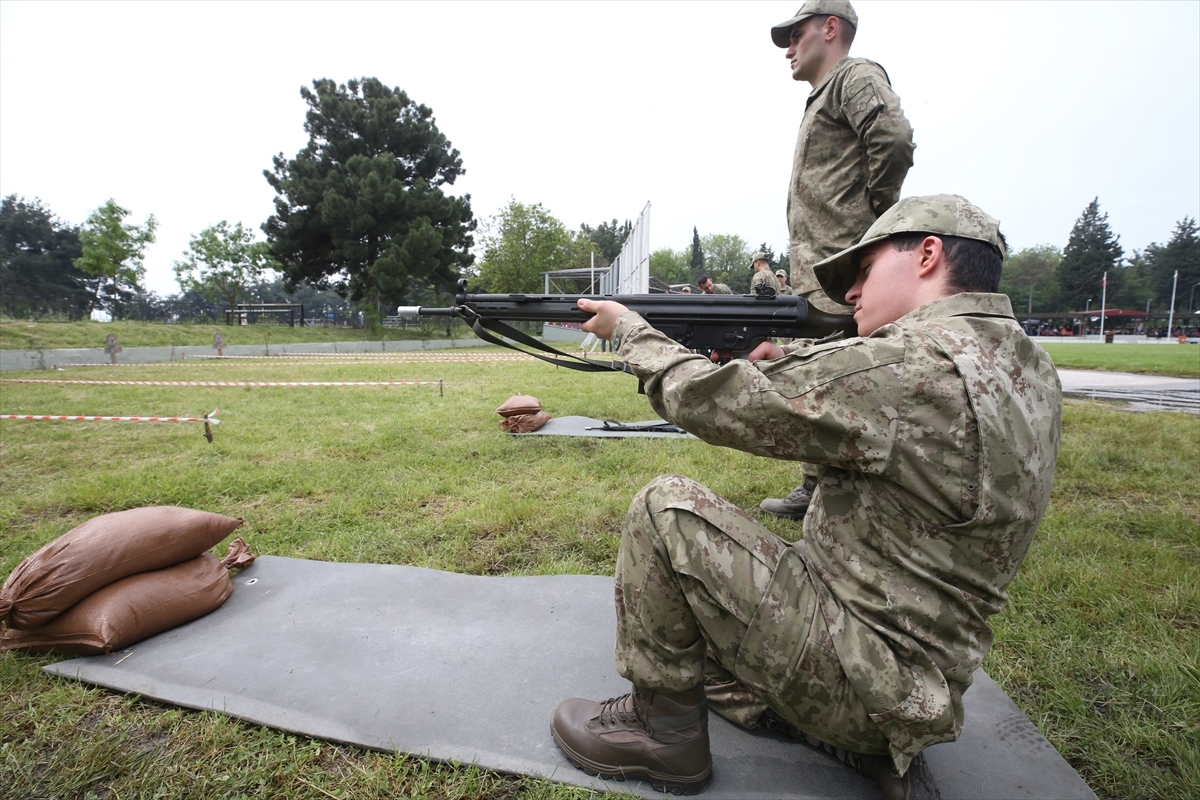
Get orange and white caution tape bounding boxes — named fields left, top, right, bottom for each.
left=3, top=378, right=445, bottom=397
left=3, top=409, right=221, bottom=441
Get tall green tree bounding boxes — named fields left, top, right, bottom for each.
left=263, top=77, right=475, bottom=310
left=580, top=219, right=632, bottom=265
left=1145, top=217, right=1199, bottom=313
left=0, top=195, right=90, bottom=318
left=649, top=248, right=691, bottom=286
left=74, top=198, right=157, bottom=316
left=1000, top=244, right=1062, bottom=314
left=701, top=233, right=752, bottom=293
left=474, top=199, right=572, bottom=293
left=1057, top=198, right=1123, bottom=311
left=173, top=221, right=280, bottom=313
left=689, top=227, right=704, bottom=279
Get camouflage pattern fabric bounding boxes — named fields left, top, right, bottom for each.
left=750, top=268, right=777, bottom=294
left=711, top=283, right=734, bottom=295
left=610, top=292, right=1062, bottom=773
left=789, top=57, right=915, bottom=312
left=615, top=475, right=891, bottom=755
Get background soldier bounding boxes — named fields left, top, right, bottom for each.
left=749, top=251, right=776, bottom=294
left=762, top=0, right=917, bottom=520
left=697, top=275, right=733, bottom=294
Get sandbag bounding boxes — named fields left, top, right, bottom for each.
left=1, top=506, right=243, bottom=630
left=0, top=552, right=234, bottom=655
left=501, top=411, right=552, bottom=433
left=495, top=395, right=542, bottom=417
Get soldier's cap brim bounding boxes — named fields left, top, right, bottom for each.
left=771, top=13, right=818, bottom=47
left=812, top=233, right=892, bottom=301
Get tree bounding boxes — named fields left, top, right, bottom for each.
left=174, top=221, right=280, bottom=313
left=689, top=227, right=704, bottom=278
left=701, top=233, right=752, bottom=293
left=263, top=77, right=475, bottom=310
left=74, top=198, right=157, bottom=316
left=999, top=244, right=1061, bottom=314
left=1145, top=217, right=1199, bottom=313
left=474, top=199, right=573, bottom=293
left=649, top=248, right=691, bottom=286
left=580, top=219, right=632, bottom=265
left=0, top=195, right=90, bottom=318
left=1057, top=198, right=1122, bottom=311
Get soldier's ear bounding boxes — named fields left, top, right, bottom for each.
left=916, top=236, right=945, bottom=280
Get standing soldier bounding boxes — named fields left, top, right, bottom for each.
left=761, top=0, right=916, bottom=520
left=749, top=251, right=777, bottom=294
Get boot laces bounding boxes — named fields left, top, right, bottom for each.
left=597, top=693, right=644, bottom=729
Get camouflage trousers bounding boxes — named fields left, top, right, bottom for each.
left=614, top=474, right=890, bottom=755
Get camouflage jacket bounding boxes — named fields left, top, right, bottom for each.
left=789, top=57, right=915, bottom=310
left=750, top=268, right=777, bottom=294
left=711, top=283, right=734, bottom=295
left=612, top=292, right=1062, bottom=769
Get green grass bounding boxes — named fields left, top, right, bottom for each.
left=1040, top=341, right=1199, bottom=378
left=1, top=350, right=1197, bottom=799
left=0, top=316, right=474, bottom=350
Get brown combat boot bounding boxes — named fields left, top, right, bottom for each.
left=551, top=684, right=712, bottom=795
left=800, top=731, right=912, bottom=800
left=760, top=475, right=819, bottom=519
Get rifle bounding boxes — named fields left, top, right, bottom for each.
left=398, top=279, right=854, bottom=373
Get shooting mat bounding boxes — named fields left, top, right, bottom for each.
left=45, top=556, right=1096, bottom=799
left=514, top=416, right=693, bottom=438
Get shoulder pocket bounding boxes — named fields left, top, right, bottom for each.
left=845, top=78, right=883, bottom=128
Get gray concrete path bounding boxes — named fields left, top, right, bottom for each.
left=1058, top=369, right=1199, bottom=413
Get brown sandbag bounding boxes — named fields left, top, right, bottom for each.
left=0, top=552, right=234, bottom=655
left=501, top=411, right=552, bottom=433
left=495, top=395, right=542, bottom=417
left=0, top=506, right=243, bottom=631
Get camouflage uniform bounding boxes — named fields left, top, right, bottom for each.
left=710, top=283, right=734, bottom=295
left=789, top=56, right=915, bottom=312
left=750, top=268, right=777, bottom=295
left=608, top=292, right=1062, bottom=773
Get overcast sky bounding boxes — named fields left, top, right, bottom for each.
left=2, top=1, right=1197, bottom=295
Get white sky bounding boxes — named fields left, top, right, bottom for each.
left=2, top=1, right=1197, bottom=296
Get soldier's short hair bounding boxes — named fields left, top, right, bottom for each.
left=810, top=14, right=857, bottom=47
left=698, top=275, right=712, bottom=285
left=890, top=232, right=1007, bottom=294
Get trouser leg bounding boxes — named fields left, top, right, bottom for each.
left=614, top=474, right=891, bottom=755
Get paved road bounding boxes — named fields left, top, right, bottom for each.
left=1057, top=369, right=1199, bottom=413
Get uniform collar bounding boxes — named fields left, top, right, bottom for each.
left=894, top=293, right=1017, bottom=327
left=807, top=56, right=853, bottom=103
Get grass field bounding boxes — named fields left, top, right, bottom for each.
left=4, top=317, right=1198, bottom=379
left=1, top=346, right=1197, bottom=799
left=0, top=317, right=473, bottom=351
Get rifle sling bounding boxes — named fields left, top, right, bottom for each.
left=462, top=309, right=627, bottom=374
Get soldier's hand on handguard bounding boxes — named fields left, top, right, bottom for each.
left=578, top=299, right=629, bottom=341
left=747, top=341, right=785, bottom=362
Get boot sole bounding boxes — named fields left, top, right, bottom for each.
left=550, top=724, right=713, bottom=796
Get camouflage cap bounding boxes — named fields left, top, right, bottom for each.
left=813, top=194, right=1006, bottom=300
left=775, top=269, right=788, bottom=278
left=771, top=0, right=859, bottom=48
left=749, top=251, right=770, bottom=268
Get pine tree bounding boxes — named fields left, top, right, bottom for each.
left=1147, top=217, right=1199, bottom=313
left=264, top=78, right=475, bottom=309
left=689, top=226, right=704, bottom=280
left=1058, top=198, right=1123, bottom=311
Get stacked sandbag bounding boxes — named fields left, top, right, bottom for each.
left=1, top=506, right=250, bottom=655
left=496, top=394, right=551, bottom=433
